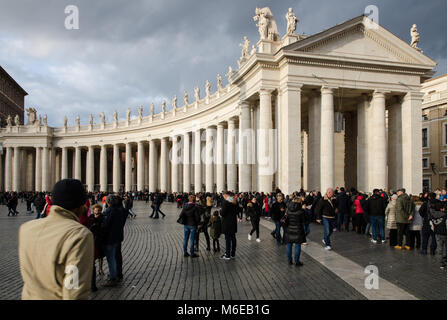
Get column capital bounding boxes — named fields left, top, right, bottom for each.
left=280, top=82, right=303, bottom=94
left=259, top=87, right=275, bottom=95
left=372, top=90, right=390, bottom=98
left=239, top=100, right=251, bottom=109
left=402, top=91, right=424, bottom=101
left=321, top=86, right=337, bottom=94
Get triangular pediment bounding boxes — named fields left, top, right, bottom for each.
left=283, top=16, right=437, bottom=67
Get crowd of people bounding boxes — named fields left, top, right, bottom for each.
left=12, top=181, right=447, bottom=300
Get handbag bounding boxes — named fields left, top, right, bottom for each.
left=177, top=213, right=184, bottom=225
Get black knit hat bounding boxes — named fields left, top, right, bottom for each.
left=52, top=179, right=87, bottom=210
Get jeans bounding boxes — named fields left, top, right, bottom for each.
left=183, top=225, right=197, bottom=255
left=421, top=226, right=437, bottom=253
left=323, top=218, right=336, bottom=247
left=365, top=223, right=371, bottom=235
left=116, top=242, right=123, bottom=278
left=225, top=233, right=237, bottom=258
left=370, top=216, right=385, bottom=241
left=286, top=243, right=302, bottom=264
left=105, top=243, right=119, bottom=280
left=436, top=235, right=447, bottom=264
left=152, top=205, right=165, bottom=218
left=274, top=220, right=285, bottom=244
left=304, top=224, right=310, bottom=236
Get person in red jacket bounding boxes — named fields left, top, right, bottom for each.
left=353, top=195, right=365, bottom=234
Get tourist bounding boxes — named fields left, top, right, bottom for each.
left=89, top=204, right=105, bottom=292
left=208, top=210, right=222, bottom=253
left=42, top=194, right=52, bottom=217
left=284, top=196, right=306, bottom=266
left=123, top=195, right=136, bottom=219
left=335, top=187, right=350, bottom=231
left=353, top=194, right=366, bottom=234
left=194, top=195, right=211, bottom=252
left=179, top=195, right=200, bottom=258
left=220, top=191, right=242, bottom=260
left=419, top=192, right=438, bottom=255
left=151, top=193, right=166, bottom=219
left=395, top=188, right=414, bottom=250
left=271, top=194, right=287, bottom=245
left=429, top=202, right=447, bottom=269
left=18, top=179, right=94, bottom=299
left=101, top=194, right=127, bottom=286
left=385, top=194, right=398, bottom=247
left=367, top=189, right=387, bottom=244
left=315, top=188, right=336, bottom=250
left=247, top=196, right=262, bottom=242
left=408, top=196, right=423, bottom=250
left=7, top=192, right=18, bottom=216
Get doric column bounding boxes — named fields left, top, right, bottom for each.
left=194, top=130, right=202, bottom=193
left=171, top=136, right=179, bottom=193
left=279, top=83, right=302, bottom=194
left=258, top=88, right=274, bottom=193
left=369, top=90, right=387, bottom=190
left=113, top=144, right=121, bottom=193
left=302, top=131, right=309, bottom=191
left=61, top=147, right=68, bottom=180
left=100, top=145, right=108, bottom=192
left=34, top=147, right=41, bottom=192
left=357, top=94, right=369, bottom=192
left=87, top=146, right=95, bottom=192
left=4, top=147, right=12, bottom=192
left=125, top=143, right=132, bottom=192
left=0, top=152, right=3, bottom=192
left=74, top=146, right=82, bottom=181
left=13, top=146, right=20, bottom=192
left=320, top=87, right=335, bottom=193
left=183, top=133, right=191, bottom=193
left=42, top=147, right=49, bottom=191
left=388, top=96, right=402, bottom=191
left=149, top=140, right=157, bottom=192
left=160, top=138, right=168, bottom=192
left=308, top=92, right=321, bottom=191
left=55, top=150, right=61, bottom=184
left=216, top=123, right=225, bottom=192
left=205, top=127, right=214, bottom=192
left=227, top=119, right=237, bottom=192
left=239, top=101, right=252, bottom=192
left=137, top=141, right=145, bottom=191
left=401, top=91, right=424, bottom=194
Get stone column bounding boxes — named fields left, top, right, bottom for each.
left=258, top=88, right=274, bottom=193
left=137, top=141, right=145, bottom=191
left=183, top=133, right=191, bottom=193
left=42, top=147, right=49, bottom=191
left=34, top=147, right=41, bottom=192
left=149, top=140, right=157, bottom=192
left=160, top=138, right=168, bottom=192
left=308, top=93, right=321, bottom=191
left=55, top=150, right=61, bottom=184
left=320, top=87, right=335, bottom=193
left=387, top=96, right=402, bottom=191
left=4, top=147, right=11, bottom=192
left=171, top=136, right=179, bottom=193
left=113, top=144, right=121, bottom=193
left=87, top=146, right=95, bottom=192
left=369, top=90, right=387, bottom=190
left=125, top=143, right=132, bottom=192
left=227, top=119, right=237, bottom=192
left=279, top=84, right=302, bottom=194
left=205, top=127, right=214, bottom=192
left=100, top=145, right=108, bottom=192
left=74, top=146, right=82, bottom=181
left=357, top=94, right=369, bottom=192
left=0, top=152, right=3, bottom=192
left=194, top=130, right=202, bottom=193
left=13, top=147, right=20, bottom=192
left=61, top=147, right=68, bottom=180
left=302, top=131, right=309, bottom=191
left=401, top=91, right=424, bottom=194
left=239, top=102, right=252, bottom=192
left=216, top=123, right=225, bottom=192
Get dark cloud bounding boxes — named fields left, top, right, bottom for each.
left=0, top=0, right=445, bottom=126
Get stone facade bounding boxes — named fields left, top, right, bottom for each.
left=0, top=66, right=27, bottom=127
left=0, top=10, right=437, bottom=195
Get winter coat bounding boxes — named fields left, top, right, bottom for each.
left=430, top=209, right=447, bottom=235
left=367, top=194, right=386, bottom=217
left=270, top=201, right=286, bottom=221
left=395, top=193, right=414, bottom=224
left=179, top=203, right=200, bottom=227
left=101, top=197, right=127, bottom=245
left=208, top=215, right=222, bottom=240
left=353, top=196, right=365, bottom=214
left=335, top=192, right=350, bottom=213
left=220, top=200, right=240, bottom=235
left=385, top=201, right=397, bottom=230
left=18, top=205, right=94, bottom=299
left=284, top=202, right=306, bottom=244
left=409, top=204, right=423, bottom=231
left=315, top=196, right=336, bottom=220
left=247, top=202, right=261, bottom=222
left=197, top=204, right=211, bottom=232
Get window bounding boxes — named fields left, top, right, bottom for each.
left=444, top=123, right=447, bottom=146
left=422, top=114, right=428, bottom=121
left=422, top=128, right=428, bottom=148
left=445, top=156, right=447, bottom=168
left=423, top=178, right=431, bottom=191
left=423, top=158, right=429, bottom=169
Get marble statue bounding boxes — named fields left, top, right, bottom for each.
left=99, top=112, right=106, bottom=124
left=285, top=8, right=298, bottom=35
left=411, top=24, right=420, bottom=50
left=240, top=36, right=250, bottom=59
left=253, top=7, right=279, bottom=41
left=206, top=80, right=211, bottom=97
left=75, top=115, right=80, bottom=127
left=14, top=114, right=20, bottom=126
left=217, top=74, right=222, bottom=91
left=150, top=103, right=155, bottom=115
left=64, top=116, right=68, bottom=127
left=138, top=105, right=143, bottom=118
left=183, top=91, right=189, bottom=106
left=172, top=96, right=177, bottom=109
left=113, top=110, right=118, bottom=122
left=6, top=115, right=12, bottom=127
left=38, top=115, right=42, bottom=126
left=43, top=114, right=47, bottom=126
left=126, top=108, right=131, bottom=121
left=161, top=100, right=166, bottom=113
left=194, top=87, right=200, bottom=101
left=25, top=107, right=37, bottom=125
left=226, top=66, right=234, bottom=82
left=89, top=114, right=93, bottom=125
left=251, top=45, right=257, bottom=55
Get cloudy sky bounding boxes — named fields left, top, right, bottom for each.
left=0, top=0, right=445, bottom=126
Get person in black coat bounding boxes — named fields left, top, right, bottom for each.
left=366, top=189, right=387, bottom=243
left=220, top=191, right=242, bottom=260
left=284, top=197, right=306, bottom=266
left=247, top=196, right=262, bottom=241
left=194, top=195, right=211, bottom=252
left=419, top=193, right=438, bottom=255
left=335, top=188, right=351, bottom=232
left=270, top=194, right=287, bottom=244
left=179, top=195, right=200, bottom=258
left=315, top=188, right=336, bottom=250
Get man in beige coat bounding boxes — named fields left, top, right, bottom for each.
left=18, top=179, right=94, bottom=300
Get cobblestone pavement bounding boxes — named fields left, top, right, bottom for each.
left=0, top=201, right=445, bottom=300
